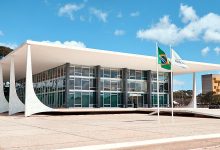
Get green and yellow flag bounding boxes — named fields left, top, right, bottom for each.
left=158, top=47, right=171, bottom=70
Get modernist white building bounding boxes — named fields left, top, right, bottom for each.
left=1, top=40, right=220, bottom=117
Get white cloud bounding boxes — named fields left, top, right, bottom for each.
left=114, top=29, right=125, bottom=36
left=201, top=47, right=210, bottom=56
left=130, top=11, right=140, bottom=17
left=0, top=30, right=4, bottom=36
left=173, top=79, right=185, bottom=86
left=137, top=16, right=182, bottom=45
left=203, top=29, right=220, bottom=42
left=136, top=4, right=220, bottom=45
left=90, top=8, right=108, bottom=22
left=58, top=3, right=84, bottom=20
left=0, top=42, right=17, bottom=49
left=41, top=40, right=86, bottom=48
left=179, top=4, right=198, bottom=23
left=214, top=47, right=220, bottom=55
left=117, top=12, right=123, bottom=18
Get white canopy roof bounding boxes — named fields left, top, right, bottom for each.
left=1, top=40, right=220, bottom=81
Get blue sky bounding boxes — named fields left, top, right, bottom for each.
left=1, top=0, right=220, bottom=93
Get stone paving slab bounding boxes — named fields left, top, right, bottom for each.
left=0, top=113, right=220, bottom=150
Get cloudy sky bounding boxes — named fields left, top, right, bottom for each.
left=0, top=0, right=220, bottom=93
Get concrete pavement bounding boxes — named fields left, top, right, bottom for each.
left=0, top=113, right=220, bottom=149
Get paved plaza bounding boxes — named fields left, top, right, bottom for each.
left=0, top=113, right=220, bottom=150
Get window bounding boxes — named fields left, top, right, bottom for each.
left=142, top=71, right=147, bottom=80
left=90, top=68, right=95, bottom=77
left=75, top=78, right=81, bottom=90
left=100, top=69, right=104, bottom=77
left=152, top=82, right=157, bottom=92
left=90, top=79, right=96, bottom=90
left=152, top=73, right=157, bottom=81
left=130, top=70, right=135, bottom=79
left=82, top=67, right=89, bottom=76
left=75, top=92, right=81, bottom=106
left=69, top=67, right=74, bottom=75
left=69, top=79, right=74, bottom=89
left=117, top=80, right=122, bottom=91
left=104, top=80, right=110, bottom=91
left=82, top=79, right=89, bottom=90
left=135, top=82, right=141, bottom=91
left=159, top=73, right=164, bottom=81
left=104, top=93, right=110, bottom=106
left=75, top=66, right=82, bottom=76
left=68, top=93, right=74, bottom=107
left=100, top=80, right=104, bottom=91
left=164, top=83, right=168, bottom=92
left=111, top=81, right=117, bottom=91
left=57, top=79, right=62, bottom=90
left=142, top=82, right=147, bottom=92
left=159, top=83, right=164, bottom=92
left=111, top=69, right=118, bottom=78
left=164, top=73, right=169, bottom=82
left=136, top=71, right=141, bottom=80
left=130, top=82, right=135, bottom=91
left=104, top=68, right=110, bottom=78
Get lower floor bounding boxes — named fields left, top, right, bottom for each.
left=36, top=91, right=170, bottom=108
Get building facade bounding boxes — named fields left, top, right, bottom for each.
left=202, top=74, right=220, bottom=95
left=16, top=63, right=171, bottom=108
left=1, top=40, right=220, bottom=116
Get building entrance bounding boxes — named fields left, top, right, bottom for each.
left=128, top=94, right=144, bottom=108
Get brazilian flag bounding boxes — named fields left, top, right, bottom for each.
left=158, top=47, right=171, bottom=70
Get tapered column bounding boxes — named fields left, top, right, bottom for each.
left=25, top=44, right=53, bottom=117
left=187, top=72, right=197, bottom=108
left=9, top=58, right=25, bottom=115
left=192, top=72, right=197, bottom=108
left=0, top=63, right=9, bottom=113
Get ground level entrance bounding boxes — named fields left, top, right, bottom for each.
left=128, top=93, right=146, bottom=108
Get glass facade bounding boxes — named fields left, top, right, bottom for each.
left=151, top=72, right=170, bottom=107
left=100, top=68, right=123, bottom=107
left=67, top=65, right=96, bottom=108
left=127, top=70, right=148, bottom=107
left=16, top=64, right=66, bottom=108
left=16, top=79, right=25, bottom=103
left=16, top=63, right=170, bottom=109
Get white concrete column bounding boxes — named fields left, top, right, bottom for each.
left=0, top=63, right=9, bottom=113
left=9, top=57, right=25, bottom=115
left=192, top=72, right=197, bottom=108
left=187, top=72, right=197, bottom=108
left=25, top=44, right=53, bottom=117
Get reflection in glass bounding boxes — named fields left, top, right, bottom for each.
left=75, top=78, right=81, bottom=89
left=82, top=68, right=89, bottom=76
left=104, top=80, right=110, bottom=91
left=82, top=79, right=89, bottom=90
left=111, top=81, right=117, bottom=91
left=111, top=70, right=117, bottom=78
left=136, top=71, right=141, bottom=80
left=69, top=79, right=74, bottom=89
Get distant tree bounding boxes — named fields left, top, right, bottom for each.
left=173, top=90, right=192, bottom=106
left=197, top=91, right=220, bottom=105
left=211, top=94, right=220, bottom=105
left=0, top=46, right=13, bottom=58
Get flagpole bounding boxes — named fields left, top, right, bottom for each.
left=170, top=45, right=174, bottom=118
left=156, top=42, right=159, bottom=118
